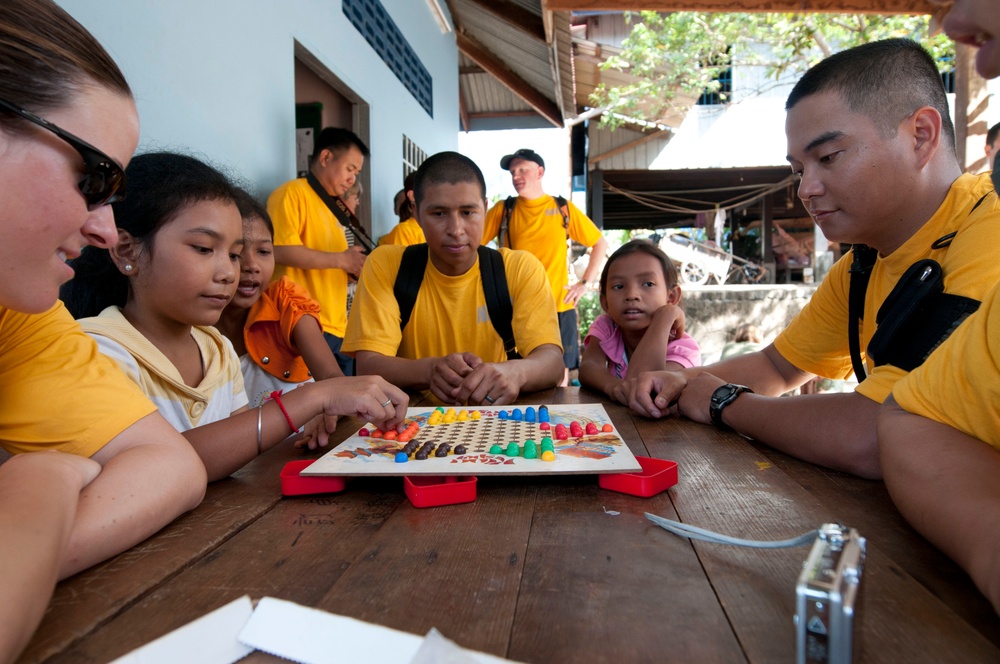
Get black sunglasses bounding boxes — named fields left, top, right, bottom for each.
left=0, top=97, right=126, bottom=210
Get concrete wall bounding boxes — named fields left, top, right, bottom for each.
left=57, top=0, right=459, bottom=238
left=682, top=284, right=816, bottom=363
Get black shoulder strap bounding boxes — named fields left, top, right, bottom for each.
left=304, top=172, right=375, bottom=251
left=479, top=246, right=520, bottom=360
left=394, top=244, right=428, bottom=332
left=498, top=196, right=517, bottom=248
left=848, top=244, right=878, bottom=381
left=554, top=195, right=570, bottom=233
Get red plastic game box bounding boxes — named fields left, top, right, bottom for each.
left=403, top=475, right=477, bottom=508
left=280, top=460, right=347, bottom=496
left=598, top=456, right=678, bottom=497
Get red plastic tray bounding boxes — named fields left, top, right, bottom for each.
left=404, top=475, right=477, bottom=508
left=598, top=456, right=678, bottom=497
left=280, top=460, right=347, bottom=496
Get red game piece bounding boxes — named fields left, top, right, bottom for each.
left=539, top=422, right=550, bottom=431
left=585, top=422, right=598, bottom=435
left=358, top=428, right=371, bottom=436
left=383, top=430, right=397, bottom=440
left=371, top=429, right=384, bottom=439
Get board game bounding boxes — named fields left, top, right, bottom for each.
left=302, top=403, right=642, bottom=477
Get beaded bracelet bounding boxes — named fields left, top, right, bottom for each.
left=266, top=390, right=297, bottom=433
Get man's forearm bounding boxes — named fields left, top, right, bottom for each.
left=719, top=390, right=882, bottom=478
left=516, top=345, right=564, bottom=392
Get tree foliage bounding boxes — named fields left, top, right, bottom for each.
left=590, top=11, right=954, bottom=130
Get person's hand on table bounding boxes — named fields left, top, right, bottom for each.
left=628, top=369, right=687, bottom=418
left=427, top=352, right=481, bottom=404
left=453, top=361, right=520, bottom=406
left=676, top=372, right=727, bottom=425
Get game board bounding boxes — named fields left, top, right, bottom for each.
left=302, top=404, right=642, bottom=477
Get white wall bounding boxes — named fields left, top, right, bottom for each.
left=57, top=0, right=459, bottom=237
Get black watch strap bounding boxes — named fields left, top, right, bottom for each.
left=709, top=384, right=753, bottom=431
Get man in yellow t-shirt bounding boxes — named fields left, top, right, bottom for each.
left=482, top=149, right=607, bottom=384
left=878, top=0, right=1000, bottom=615
left=268, top=127, right=368, bottom=376
left=379, top=216, right=425, bottom=246
left=630, top=39, right=1000, bottom=480
left=345, top=152, right=563, bottom=405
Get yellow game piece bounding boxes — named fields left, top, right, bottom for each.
left=443, top=408, right=457, bottom=423
left=457, top=410, right=469, bottom=421
left=541, top=450, right=556, bottom=462
left=470, top=410, right=481, bottom=420
left=427, top=412, right=442, bottom=426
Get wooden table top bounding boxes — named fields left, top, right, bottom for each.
left=21, top=388, right=1000, bottom=663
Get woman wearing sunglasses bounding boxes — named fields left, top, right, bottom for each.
left=0, top=1, right=206, bottom=660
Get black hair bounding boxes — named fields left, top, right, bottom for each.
left=988, top=122, right=1000, bottom=148
left=61, top=152, right=239, bottom=318
left=599, top=240, right=679, bottom=297
left=233, top=186, right=273, bottom=238
left=309, top=127, right=369, bottom=166
left=786, top=39, right=955, bottom=149
left=411, top=151, right=486, bottom=209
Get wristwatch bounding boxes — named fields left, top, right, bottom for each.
left=709, top=384, right=753, bottom=431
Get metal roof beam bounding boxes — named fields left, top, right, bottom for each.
left=544, top=0, right=935, bottom=14
left=467, top=0, right=547, bottom=42
left=456, top=32, right=564, bottom=127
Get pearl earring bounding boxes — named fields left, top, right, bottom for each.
left=124, top=264, right=133, bottom=272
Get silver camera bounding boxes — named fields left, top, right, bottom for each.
left=795, top=523, right=866, bottom=664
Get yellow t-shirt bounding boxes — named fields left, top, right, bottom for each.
left=267, top=178, right=349, bottom=336
left=774, top=173, right=1000, bottom=403
left=893, top=282, right=1000, bottom=451
left=343, top=245, right=561, bottom=362
left=379, top=218, right=426, bottom=246
left=0, top=302, right=156, bottom=456
left=482, top=195, right=603, bottom=313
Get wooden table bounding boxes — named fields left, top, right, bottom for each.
left=20, top=388, right=1000, bottom=663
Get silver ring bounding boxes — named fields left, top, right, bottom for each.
left=380, top=399, right=392, bottom=407
left=484, top=395, right=495, bottom=404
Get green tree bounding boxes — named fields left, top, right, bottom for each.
left=591, top=11, right=954, bottom=130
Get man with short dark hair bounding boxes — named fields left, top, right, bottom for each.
left=267, top=127, right=369, bottom=375
left=630, top=39, right=1000, bottom=479
left=345, top=152, right=563, bottom=405
left=482, top=148, right=607, bottom=385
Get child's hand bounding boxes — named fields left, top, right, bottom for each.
left=428, top=353, right=481, bottom=404
left=652, top=304, right=685, bottom=340
left=607, top=378, right=633, bottom=407
left=314, top=376, right=408, bottom=447
left=293, top=414, right=337, bottom=450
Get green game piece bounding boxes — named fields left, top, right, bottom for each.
left=523, top=441, right=538, bottom=459
left=541, top=439, right=554, bottom=453
left=489, top=443, right=503, bottom=455
left=505, top=442, right=521, bottom=457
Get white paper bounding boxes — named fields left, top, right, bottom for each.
left=238, top=597, right=423, bottom=664
left=109, top=595, right=254, bottom=664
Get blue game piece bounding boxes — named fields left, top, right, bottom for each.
left=538, top=405, right=550, bottom=423
left=394, top=452, right=409, bottom=463
left=512, top=408, right=523, bottom=421
left=525, top=407, right=536, bottom=422
left=498, top=411, right=508, bottom=420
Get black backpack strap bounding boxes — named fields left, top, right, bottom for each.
left=554, top=195, right=570, bottom=235
left=848, top=244, right=878, bottom=381
left=498, top=196, right=516, bottom=248
left=394, top=244, right=428, bottom=332
left=478, top=246, right=521, bottom=360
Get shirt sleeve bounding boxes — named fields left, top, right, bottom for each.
left=271, top=277, right=323, bottom=352
left=482, top=201, right=504, bottom=245
left=666, top=333, right=702, bottom=368
left=267, top=183, right=306, bottom=248
left=567, top=201, right=603, bottom=248
left=342, top=245, right=406, bottom=356
left=506, top=249, right=563, bottom=357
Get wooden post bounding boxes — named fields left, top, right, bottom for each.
left=954, top=43, right=991, bottom=173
